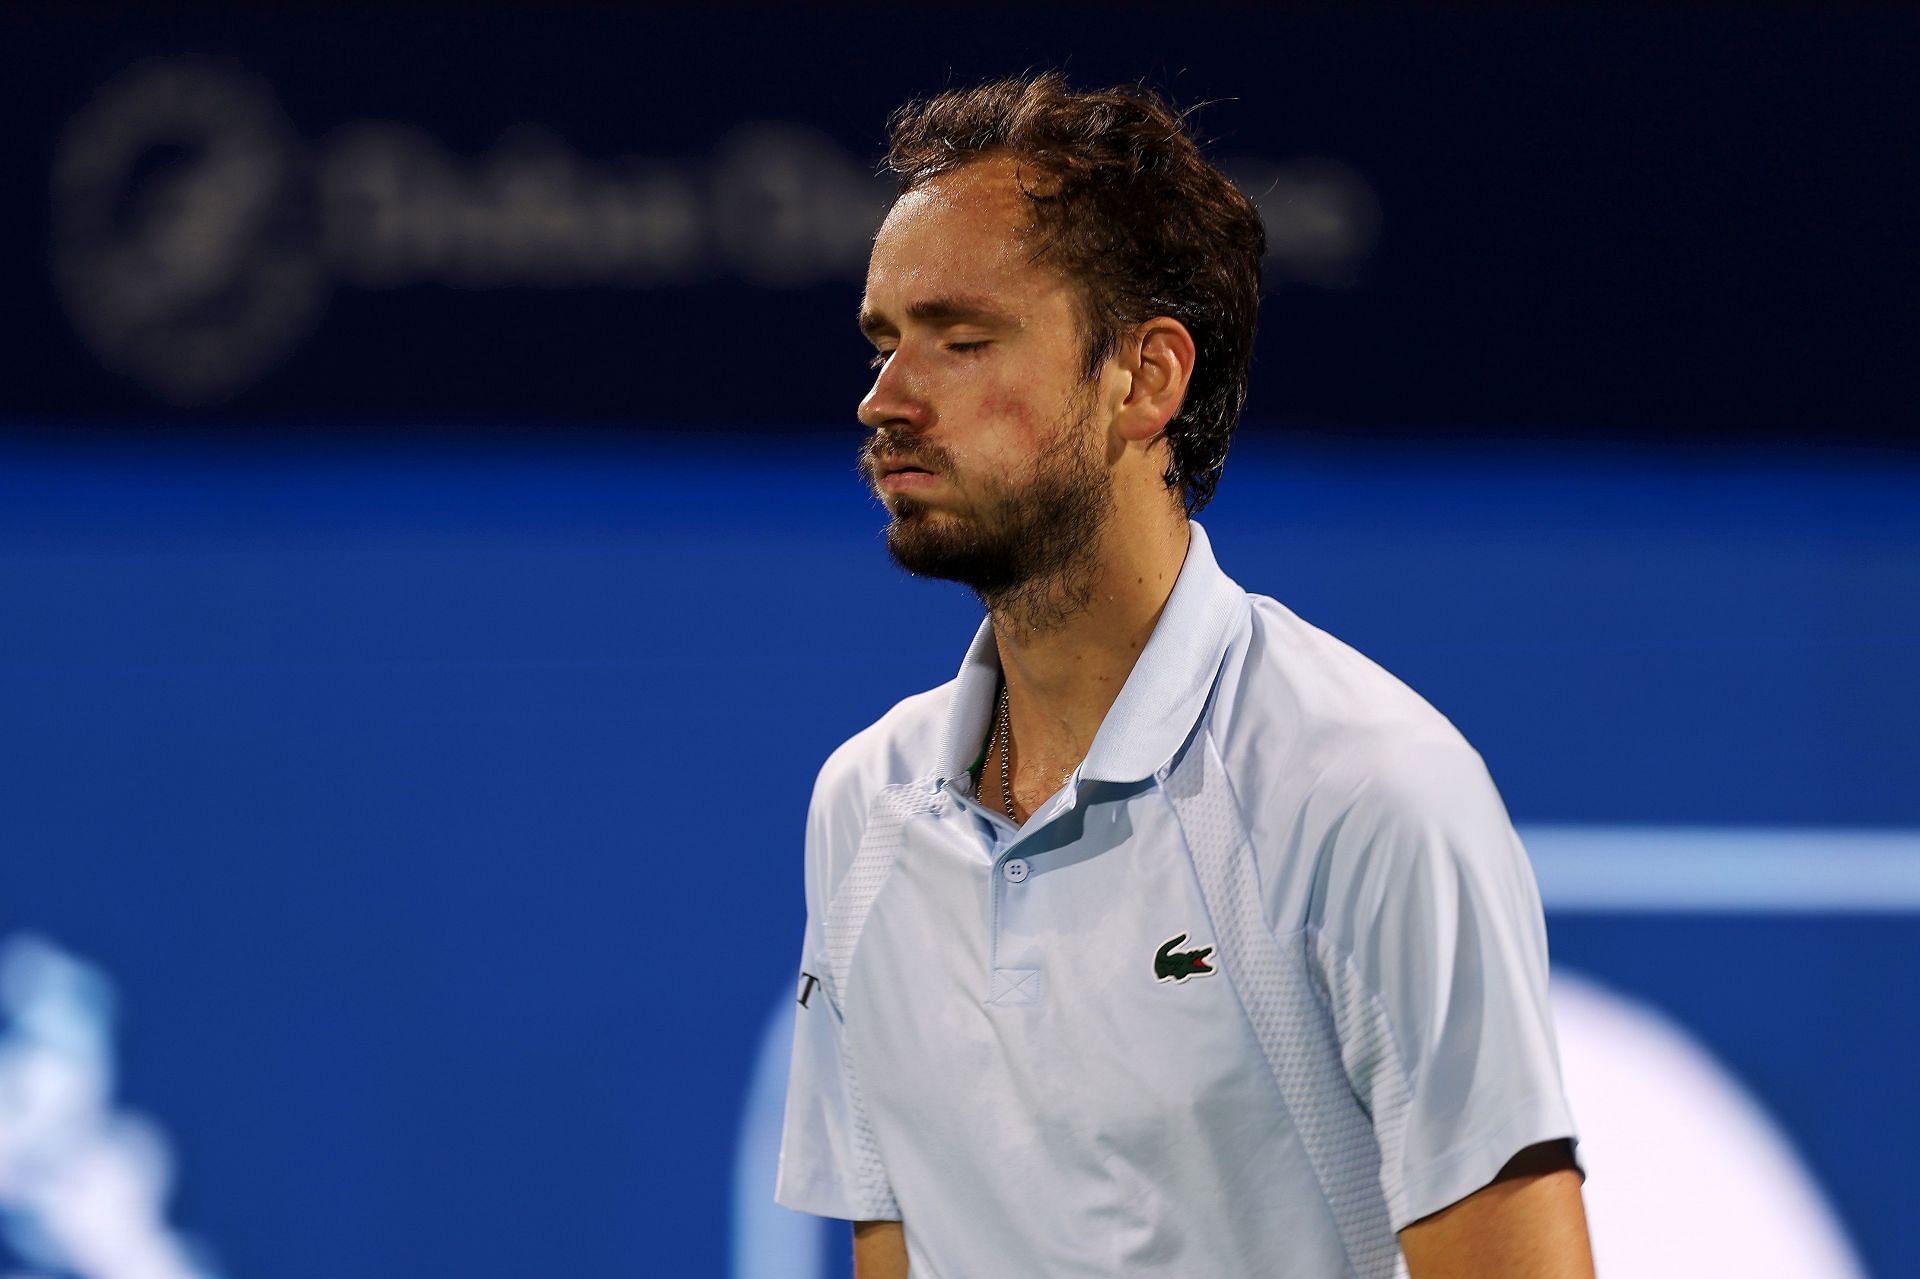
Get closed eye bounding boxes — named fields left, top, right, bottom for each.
left=869, top=341, right=986, bottom=370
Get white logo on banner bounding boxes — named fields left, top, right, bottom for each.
left=51, top=59, right=1383, bottom=407
left=50, top=60, right=328, bottom=409
left=0, top=935, right=224, bottom=1279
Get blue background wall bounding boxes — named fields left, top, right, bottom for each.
left=3, top=431, right=1915, bottom=1276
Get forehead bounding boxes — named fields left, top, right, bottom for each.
left=863, top=157, right=1059, bottom=312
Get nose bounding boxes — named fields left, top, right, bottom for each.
left=857, top=348, right=931, bottom=434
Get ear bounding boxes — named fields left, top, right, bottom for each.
left=1113, top=317, right=1196, bottom=447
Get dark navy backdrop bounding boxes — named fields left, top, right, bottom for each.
left=4, top=8, right=1917, bottom=442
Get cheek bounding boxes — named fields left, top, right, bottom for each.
left=972, top=376, right=1053, bottom=441
left=979, top=392, right=1038, bottom=428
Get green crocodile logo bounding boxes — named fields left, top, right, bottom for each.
left=1154, top=932, right=1216, bottom=983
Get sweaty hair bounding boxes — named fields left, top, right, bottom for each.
left=884, top=73, right=1266, bottom=513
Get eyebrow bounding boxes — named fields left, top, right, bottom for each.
left=857, top=295, right=1021, bottom=340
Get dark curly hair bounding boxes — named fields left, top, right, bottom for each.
left=884, top=73, right=1266, bottom=513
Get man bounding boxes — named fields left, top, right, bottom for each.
left=777, top=74, right=1592, bottom=1278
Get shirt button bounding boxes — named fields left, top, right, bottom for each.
left=1003, top=858, right=1030, bottom=883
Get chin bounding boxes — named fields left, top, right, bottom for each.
left=884, top=492, right=959, bottom=530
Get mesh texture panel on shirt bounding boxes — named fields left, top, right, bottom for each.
left=1164, top=732, right=1408, bottom=1279
left=1310, top=928, right=1416, bottom=1228
left=820, top=780, right=933, bottom=1219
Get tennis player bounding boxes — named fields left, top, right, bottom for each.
left=777, top=74, right=1593, bottom=1278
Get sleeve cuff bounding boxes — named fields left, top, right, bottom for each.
left=1389, top=1090, right=1581, bottom=1231
left=775, top=1155, right=901, bottom=1223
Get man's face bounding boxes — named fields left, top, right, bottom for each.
left=856, top=157, right=1115, bottom=598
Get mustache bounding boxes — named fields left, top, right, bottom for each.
left=860, top=431, right=956, bottom=477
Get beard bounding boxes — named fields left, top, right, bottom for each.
left=860, top=397, right=1114, bottom=629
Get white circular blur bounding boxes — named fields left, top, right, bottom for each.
left=1552, top=971, right=1865, bottom=1279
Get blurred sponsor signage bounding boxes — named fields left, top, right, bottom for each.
left=49, top=59, right=1375, bottom=411
left=3, top=10, right=1912, bottom=436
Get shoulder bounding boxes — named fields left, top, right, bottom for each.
left=802, top=680, right=957, bottom=899
left=1225, top=593, right=1486, bottom=788
left=812, top=679, right=954, bottom=814
left=1217, top=595, right=1520, bottom=904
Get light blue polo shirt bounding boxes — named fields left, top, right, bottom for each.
left=777, top=523, right=1577, bottom=1277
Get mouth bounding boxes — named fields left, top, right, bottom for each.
left=871, top=452, right=940, bottom=479
left=874, top=459, right=942, bottom=494
left=871, top=453, right=935, bottom=478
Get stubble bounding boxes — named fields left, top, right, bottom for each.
left=861, top=397, right=1114, bottom=636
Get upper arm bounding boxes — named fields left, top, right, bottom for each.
left=853, top=1219, right=910, bottom=1279
left=1310, top=737, right=1580, bottom=1228
left=1398, top=1140, right=1593, bottom=1279
left=774, top=768, right=902, bottom=1221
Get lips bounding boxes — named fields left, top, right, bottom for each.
left=873, top=455, right=938, bottom=478
left=873, top=458, right=943, bottom=495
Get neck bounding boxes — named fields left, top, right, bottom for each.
left=990, top=512, right=1190, bottom=769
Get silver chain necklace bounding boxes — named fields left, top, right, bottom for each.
left=995, top=684, right=1016, bottom=822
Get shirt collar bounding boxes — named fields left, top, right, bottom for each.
left=933, top=521, right=1250, bottom=788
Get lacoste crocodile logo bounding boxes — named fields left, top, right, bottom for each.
left=1154, top=932, right=1216, bottom=983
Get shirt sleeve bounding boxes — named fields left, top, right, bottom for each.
left=774, top=769, right=901, bottom=1221
left=1308, top=737, right=1579, bottom=1230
